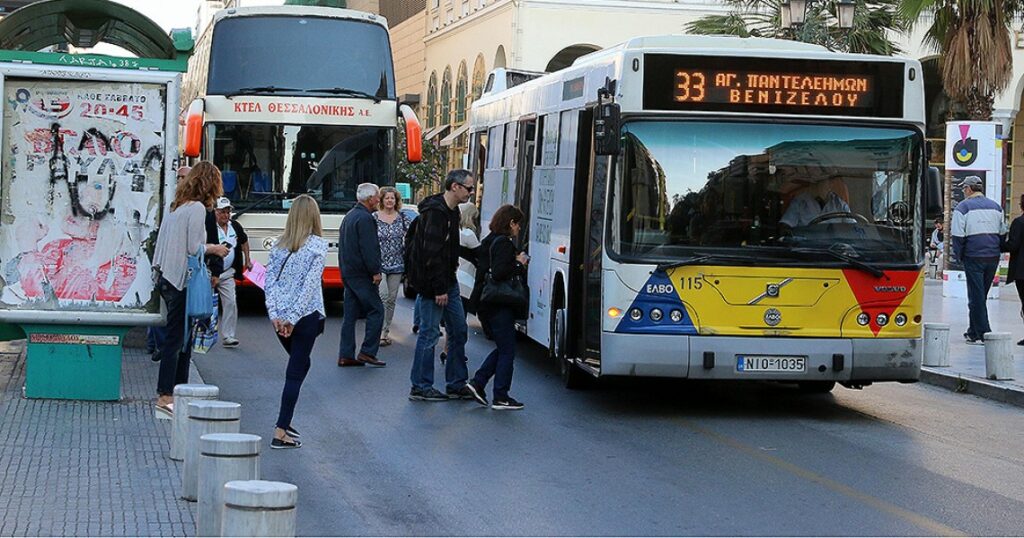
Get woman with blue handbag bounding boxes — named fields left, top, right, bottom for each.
left=465, top=205, right=529, bottom=411
left=265, top=194, right=328, bottom=449
left=152, top=162, right=230, bottom=418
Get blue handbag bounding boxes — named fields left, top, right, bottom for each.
left=183, top=243, right=214, bottom=351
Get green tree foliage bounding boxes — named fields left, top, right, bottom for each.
left=395, top=124, right=446, bottom=201
left=685, top=0, right=906, bottom=55
left=902, top=0, right=1020, bottom=120
left=283, top=0, right=347, bottom=7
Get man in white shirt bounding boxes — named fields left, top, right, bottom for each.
left=212, top=197, right=251, bottom=348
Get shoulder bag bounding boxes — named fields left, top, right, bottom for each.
left=183, top=243, right=215, bottom=351
left=480, top=236, right=528, bottom=309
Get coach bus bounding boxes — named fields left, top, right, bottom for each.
left=467, top=35, right=941, bottom=391
left=181, top=5, right=420, bottom=286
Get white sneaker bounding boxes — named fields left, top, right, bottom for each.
left=223, top=338, right=239, bottom=348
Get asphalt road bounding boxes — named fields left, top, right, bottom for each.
left=193, top=292, right=1024, bottom=536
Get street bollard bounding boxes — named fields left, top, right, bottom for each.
left=183, top=400, right=241, bottom=502
left=221, top=480, right=298, bottom=537
left=198, top=433, right=261, bottom=537
left=922, top=323, right=951, bottom=367
left=983, top=332, right=1014, bottom=380
left=170, top=384, right=219, bottom=461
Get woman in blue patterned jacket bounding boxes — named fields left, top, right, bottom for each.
left=265, top=194, right=327, bottom=449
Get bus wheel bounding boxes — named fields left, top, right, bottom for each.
left=798, top=381, right=836, bottom=393
left=552, top=308, right=588, bottom=389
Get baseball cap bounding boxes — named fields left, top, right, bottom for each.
left=215, top=197, right=232, bottom=210
left=962, top=175, right=983, bottom=189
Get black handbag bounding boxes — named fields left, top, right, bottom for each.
left=481, top=237, right=528, bottom=309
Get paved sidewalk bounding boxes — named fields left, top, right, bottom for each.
left=0, top=342, right=199, bottom=537
left=922, top=279, right=1024, bottom=407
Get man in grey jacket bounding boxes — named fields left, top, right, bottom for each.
left=951, top=175, right=1007, bottom=344
left=337, top=183, right=386, bottom=366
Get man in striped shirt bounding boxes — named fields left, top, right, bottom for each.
left=951, top=175, right=1008, bottom=344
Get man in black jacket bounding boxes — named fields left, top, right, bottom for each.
left=407, top=169, right=476, bottom=401
left=338, top=182, right=386, bottom=367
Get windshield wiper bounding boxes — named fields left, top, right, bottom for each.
left=791, top=247, right=885, bottom=278
left=304, top=87, right=382, bottom=103
left=233, top=192, right=285, bottom=217
left=654, top=254, right=758, bottom=273
left=226, top=86, right=301, bottom=97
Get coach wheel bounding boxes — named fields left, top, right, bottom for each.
left=798, top=381, right=836, bottom=393
left=553, top=308, right=588, bottom=389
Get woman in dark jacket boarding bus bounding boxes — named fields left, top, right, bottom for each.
left=465, top=205, right=529, bottom=411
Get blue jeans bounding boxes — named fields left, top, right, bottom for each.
left=276, top=313, right=322, bottom=430
left=156, top=277, right=191, bottom=396
left=472, top=306, right=517, bottom=400
left=339, top=276, right=384, bottom=359
left=146, top=325, right=167, bottom=353
left=964, top=257, right=999, bottom=340
left=410, top=284, right=468, bottom=392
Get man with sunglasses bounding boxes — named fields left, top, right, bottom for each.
left=407, top=169, right=478, bottom=401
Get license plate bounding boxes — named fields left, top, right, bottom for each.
left=736, top=355, right=806, bottom=373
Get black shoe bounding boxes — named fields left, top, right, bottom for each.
left=446, top=384, right=475, bottom=400
left=440, top=351, right=447, bottom=364
left=465, top=382, right=488, bottom=407
left=271, top=438, right=302, bottom=449
left=491, top=397, right=524, bottom=411
left=409, top=387, right=449, bottom=401
left=150, top=350, right=161, bottom=363
left=1017, top=339, right=1024, bottom=346
left=412, top=324, right=419, bottom=334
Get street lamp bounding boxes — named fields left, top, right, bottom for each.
left=780, top=0, right=855, bottom=29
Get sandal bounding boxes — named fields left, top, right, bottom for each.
left=271, top=437, right=302, bottom=449
left=154, top=402, right=173, bottom=420
left=379, top=337, right=392, bottom=347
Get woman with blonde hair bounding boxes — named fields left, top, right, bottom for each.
left=152, top=161, right=230, bottom=417
left=265, top=194, right=327, bottom=449
left=373, top=186, right=411, bottom=346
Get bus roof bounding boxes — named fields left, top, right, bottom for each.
left=213, top=5, right=389, bottom=30
left=471, top=34, right=923, bottom=127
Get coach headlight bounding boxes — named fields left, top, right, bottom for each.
left=650, top=308, right=663, bottom=322
left=894, top=313, right=908, bottom=326
left=670, top=309, right=684, bottom=323
left=629, top=308, right=643, bottom=321
left=875, top=313, right=889, bottom=327
left=857, top=312, right=870, bottom=326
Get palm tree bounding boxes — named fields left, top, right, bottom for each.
left=685, top=0, right=906, bottom=55
left=901, top=0, right=1020, bottom=120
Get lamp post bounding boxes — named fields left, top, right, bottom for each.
left=780, top=0, right=855, bottom=30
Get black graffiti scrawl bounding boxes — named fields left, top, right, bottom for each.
left=49, top=122, right=116, bottom=220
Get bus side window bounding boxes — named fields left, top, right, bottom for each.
left=542, top=113, right=559, bottom=166
left=488, top=126, right=502, bottom=169
left=558, top=110, right=576, bottom=167
left=504, top=122, right=518, bottom=169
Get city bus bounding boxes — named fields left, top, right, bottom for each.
left=466, top=35, right=941, bottom=391
left=181, top=5, right=420, bottom=286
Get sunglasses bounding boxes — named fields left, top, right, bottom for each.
left=458, top=182, right=476, bottom=193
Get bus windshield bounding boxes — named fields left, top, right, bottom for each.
left=208, top=123, right=394, bottom=213
left=207, top=15, right=395, bottom=99
left=611, top=121, right=922, bottom=265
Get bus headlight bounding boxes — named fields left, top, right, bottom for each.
left=670, top=309, right=683, bottom=323
left=650, top=308, right=663, bottom=322
left=894, top=313, right=908, bottom=326
left=857, top=312, right=870, bottom=326
left=876, top=313, right=889, bottom=327
left=629, top=308, right=643, bottom=321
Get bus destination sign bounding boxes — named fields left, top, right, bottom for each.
left=643, top=54, right=904, bottom=118
left=673, top=70, right=873, bottom=109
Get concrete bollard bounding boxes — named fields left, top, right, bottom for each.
left=922, top=323, right=951, bottom=367
left=182, top=400, right=241, bottom=502
left=983, top=332, right=1014, bottom=380
left=221, top=480, right=298, bottom=537
left=198, top=433, right=261, bottom=537
left=171, top=384, right=219, bottom=461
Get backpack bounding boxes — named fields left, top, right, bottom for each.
left=402, top=215, right=420, bottom=290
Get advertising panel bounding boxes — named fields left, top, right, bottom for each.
left=0, top=79, right=166, bottom=315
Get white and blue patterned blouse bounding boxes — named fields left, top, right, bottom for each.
left=374, top=211, right=410, bottom=274
left=265, top=235, right=327, bottom=325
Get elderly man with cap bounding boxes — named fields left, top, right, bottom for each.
left=951, top=175, right=1007, bottom=345
left=206, top=196, right=252, bottom=348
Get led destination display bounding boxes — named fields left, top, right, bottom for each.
left=644, top=54, right=905, bottom=117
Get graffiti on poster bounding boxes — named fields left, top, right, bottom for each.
left=0, top=81, right=166, bottom=311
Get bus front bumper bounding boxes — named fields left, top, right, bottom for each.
left=600, top=333, right=921, bottom=383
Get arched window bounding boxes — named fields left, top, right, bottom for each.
left=494, top=45, right=506, bottom=69
left=471, top=54, right=486, bottom=100
left=426, top=72, right=438, bottom=129
left=545, top=44, right=600, bottom=72
left=441, top=66, right=452, bottom=126
left=455, top=61, right=468, bottom=123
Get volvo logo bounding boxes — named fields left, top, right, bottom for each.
left=764, top=308, right=782, bottom=326
left=874, top=286, right=907, bottom=293
left=766, top=283, right=781, bottom=298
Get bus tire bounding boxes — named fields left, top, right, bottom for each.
left=798, top=381, right=836, bottom=393
left=552, top=307, right=588, bottom=389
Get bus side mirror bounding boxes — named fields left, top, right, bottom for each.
left=925, top=166, right=943, bottom=218
left=400, top=104, right=422, bottom=163
left=183, top=99, right=204, bottom=159
left=594, top=101, right=620, bottom=156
